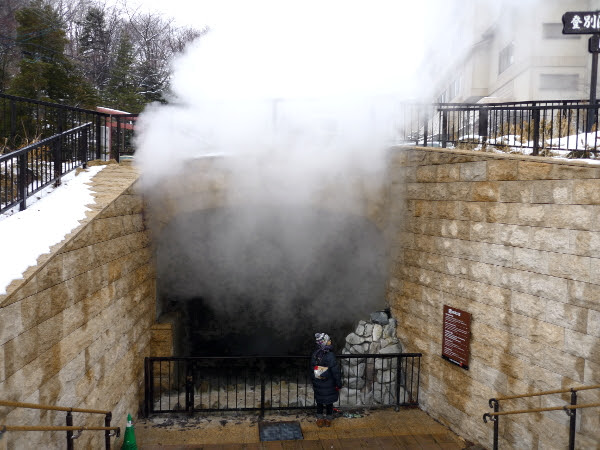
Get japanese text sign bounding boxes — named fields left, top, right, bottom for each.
left=563, top=11, right=600, bottom=34
left=441, top=305, right=471, bottom=370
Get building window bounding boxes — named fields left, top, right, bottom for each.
left=499, top=43, right=514, bottom=74
left=543, top=23, right=579, bottom=39
left=540, top=74, right=579, bottom=90
left=437, top=90, right=447, bottom=103
left=448, top=76, right=461, bottom=100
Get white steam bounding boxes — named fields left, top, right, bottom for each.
left=134, top=0, right=433, bottom=191
left=133, top=1, right=443, bottom=354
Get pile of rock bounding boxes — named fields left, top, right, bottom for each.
left=339, top=310, right=403, bottom=405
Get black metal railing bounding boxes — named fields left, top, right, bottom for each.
left=0, top=93, right=138, bottom=162
left=397, top=100, right=600, bottom=157
left=0, top=93, right=106, bottom=158
left=110, top=114, right=137, bottom=158
left=0, top=94, right=140, bottom=213
left=144, top=353, right=421, bottom=417
left=0, top=122, right=93, bottom=213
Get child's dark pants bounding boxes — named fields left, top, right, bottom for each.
left=316, top=403, right=333, bottom=419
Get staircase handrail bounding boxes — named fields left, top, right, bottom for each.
left=0, top=399, right=110, bottom=415
left=489, top=383, right=600, bottom=404
left=483, top=384, right=600, bottom=450
left=0, top=399, right=120, bottom=450
left=483, top=401, right=600, bottom=420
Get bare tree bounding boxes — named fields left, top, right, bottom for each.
left=3, top=0, right=206, bottom=107
left=123, top=6, right=206, bottom=103
left=168, top=25, right=208, bottom=54
left=0, top=0, right=27, bottom=91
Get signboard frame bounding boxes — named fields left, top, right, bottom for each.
left=562, top=11, right=600, bottom=34
left=441, top=305, right=471, bottom=370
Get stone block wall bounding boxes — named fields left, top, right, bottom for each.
left=0, top=163, right=156, bottom=449
left=386, top=147, right=600, bottom=449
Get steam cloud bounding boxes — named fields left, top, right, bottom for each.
left=133, top=1, right=452, bottom=355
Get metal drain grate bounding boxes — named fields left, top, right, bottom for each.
left=258, top=421, right=304, bottom=441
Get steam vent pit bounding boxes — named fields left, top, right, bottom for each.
left=156, top=205, right=388, bottom=356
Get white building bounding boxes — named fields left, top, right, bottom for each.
left=430, top=0, right=600, bottom=103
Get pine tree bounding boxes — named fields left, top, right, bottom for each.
left=104, top=32, right=143, bottom=112
left=78, top=6, right=110, bottom=94
left=128, top=12, right=170, bottom=105
left=9, top=0, right=96, bottom=106
left=136, top=59, right=166, bottom=104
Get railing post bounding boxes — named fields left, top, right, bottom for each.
left=53, top=135, right=63, bottom=187
left=66, top=411, right=74, bottom=450
left=10, top=99, right=16, bottom=149
left=80, top=127, right=88, bottom=169
left=478, top=107, right=489, bottom=145
left=423, top=110, right=429, bottom=147
left=57, top=109, right=64, bottom=178
left=486, top=399, right=499, bottom=450
left=18, top=152, right=27, bottom=211
left=395, top=355, right=401, bottom=411
left=185, top=362, right=194, bottom=413
left=259, top=359, right=266, bottom=419
left=115, top=116, right=121, bottom=163
left=104, top=412, right=112, bottom=450
left=415, top=356, right=421, bottom=405
left=532, top=108, right=541, bottom=156
left=144, top=357, right=151, bottom=417
left=441, top=110, right=448, bottom=148
left=588, top=51, right=598, bottom=133
left=96, top=115, right=102, bottom=160
left=568, top=389, right=577, bottom=450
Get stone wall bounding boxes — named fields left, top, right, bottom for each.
left=0, top=163, right=156, bottom=449
left=386, top=147, right=600, bottom=449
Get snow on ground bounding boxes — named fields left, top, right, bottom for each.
left=449, top=130, right=600, bottom=164
left=0, top=165, right=106, bottom=295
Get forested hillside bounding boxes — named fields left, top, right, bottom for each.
left=0, top=0, right=206, bottom=112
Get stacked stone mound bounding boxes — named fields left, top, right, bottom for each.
left=339, top=311, right=402, bottom=405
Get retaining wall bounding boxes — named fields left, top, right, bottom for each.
left=0, top=163, right=156, bottom=449
left=3, top=149, right=598, bottom=448
left=386, top=147, right=600, bottom=449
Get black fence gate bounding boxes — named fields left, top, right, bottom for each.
left=144, top=353, right=421, bottom=417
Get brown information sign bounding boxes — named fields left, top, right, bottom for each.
left=442, top=305, right=471, bottom=370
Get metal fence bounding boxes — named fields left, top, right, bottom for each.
left=144, top=353, right=421, bottom=417
left=0, top=94, right=139, bottom=213
left=0, top=122, right=93, bottom=213
left=397, top=100, right=600, bottom=157
left=109, top=114, right=137, bottom=158
left=0, top=93, right=137, bottom=161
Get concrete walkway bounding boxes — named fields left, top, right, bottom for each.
left=136, top=408, right=468, bottom=449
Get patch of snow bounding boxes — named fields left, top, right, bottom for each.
left=0, top=165, right=106, bottom=295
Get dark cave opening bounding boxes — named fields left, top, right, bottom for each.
left=156, top=205, right=388, bottom=356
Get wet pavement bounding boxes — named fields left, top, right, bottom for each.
left=136, top=407, right=468, bottom=449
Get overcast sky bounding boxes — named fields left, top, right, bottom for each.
left=127, top=0, right=431, bottom=32
left=126, top=0, right=446, bottom=102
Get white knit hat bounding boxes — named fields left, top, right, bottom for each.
left=315, top=333, right=330, bottom=346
